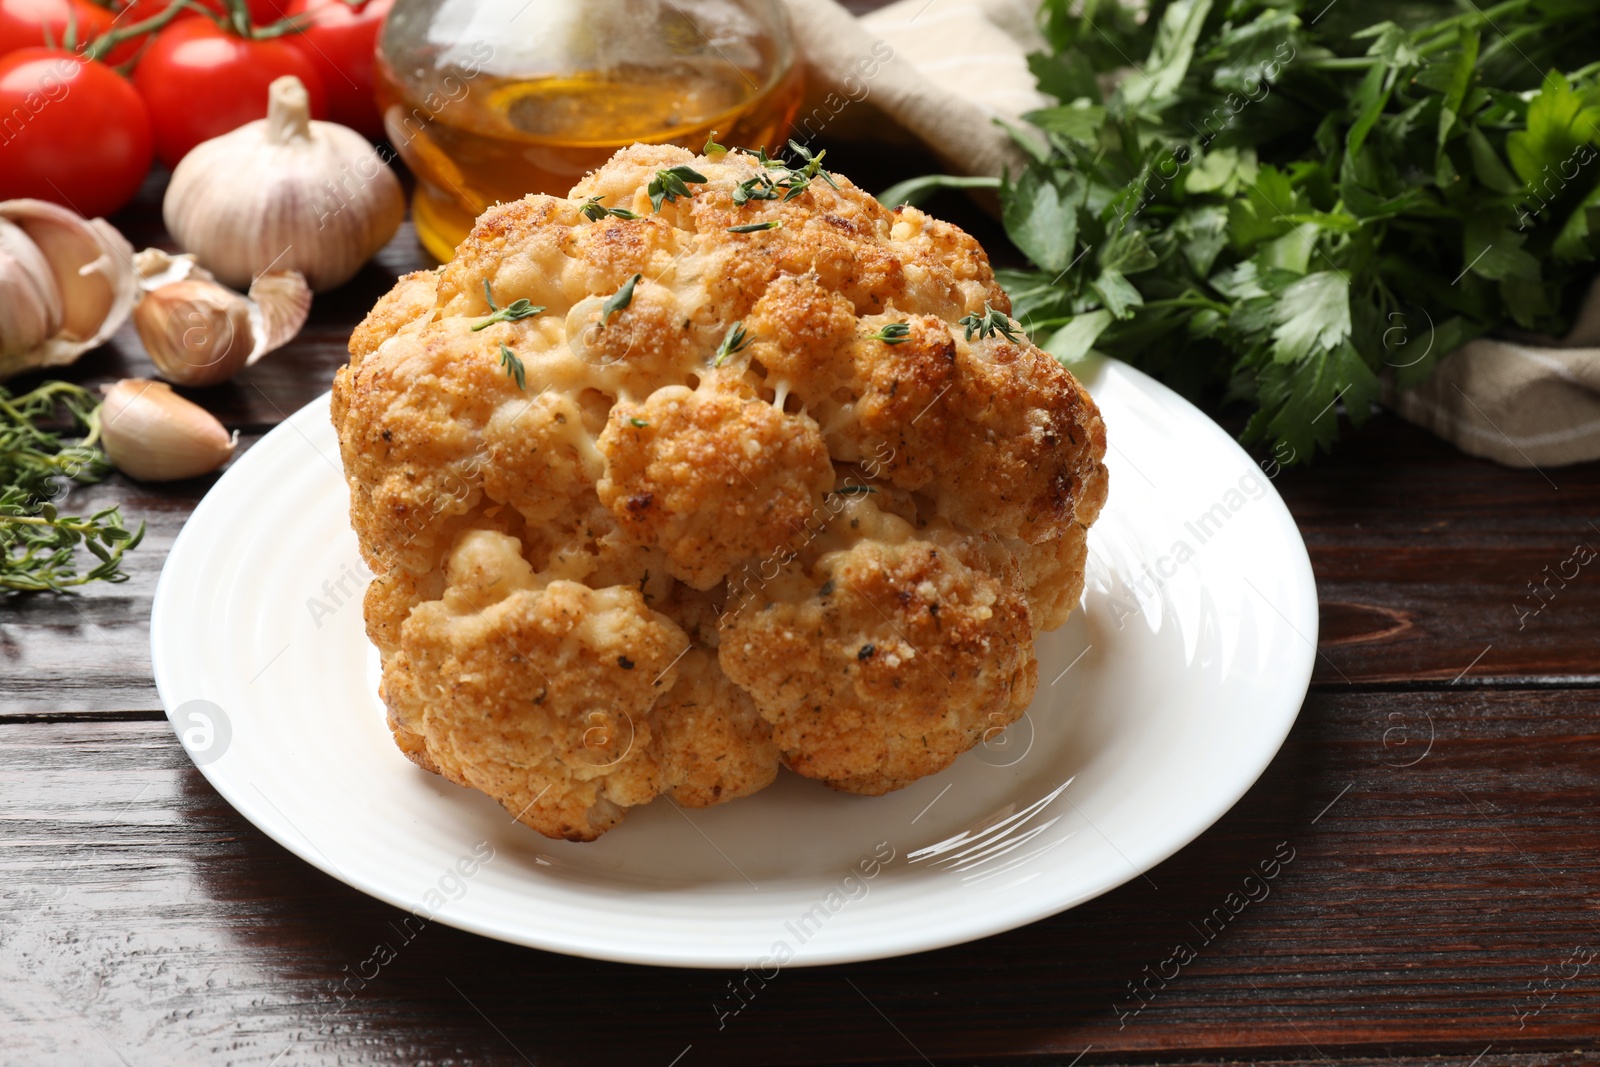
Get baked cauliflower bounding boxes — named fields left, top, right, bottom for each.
left=332, top=143, right=1107, bottom=841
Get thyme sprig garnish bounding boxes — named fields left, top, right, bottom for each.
left=703, top=131, right=727, bottom=156
left=727, top=140, right=839, bottom=205
left=867, top=322, right=911, bottom=345
left=1, top=381, right=145, bottom=592
left=959, top=303, right=1020, bottom=343
left=629, top=417, right=649, bottom=428
left=602, top=273, right=641, bottom=324
left=472, top=280, right=544, bottom=331
left=713, top=321, right=750, bottom=367
left=578, top=195, right=640, bottom=222
left=498, top=344, right=526, bottom=389
left=727, top=220, right=782, bottom=233
left=732, top=176, right=781, bottom=205
left=648, top=165, right=708, bottom=212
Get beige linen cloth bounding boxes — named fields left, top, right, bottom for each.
left=789, top=0, right=1600, bottom=468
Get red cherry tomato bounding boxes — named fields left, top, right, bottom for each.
left=0, top=0, right=116, bottom=58
left=0, top=48, right=151, bottom=217
left=132, top=16, right=324, bottom=167
left=280, top=0, right=389, bottom=138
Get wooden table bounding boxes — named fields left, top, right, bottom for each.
left=5, top=136, right=1600, bottom=1066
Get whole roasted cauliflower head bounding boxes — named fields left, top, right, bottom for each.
left=333, top=143, right=1107, bottom=841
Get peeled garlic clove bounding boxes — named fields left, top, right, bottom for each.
left=164, top=76, right=405, bottom=292
left=134, top=279, right=256, bottom=388
left=101, top=379, right=236, bottom=482
left=245, top=270, right=312, bottom=363
left=0, top=217, right=63, bottom=358
left=0, top=198, right=136, bottom=349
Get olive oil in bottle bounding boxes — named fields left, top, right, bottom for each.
left=374, top=1, right=803, bottom=261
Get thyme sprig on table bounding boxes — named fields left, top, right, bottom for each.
left=1, top=381, right=144, bottom=592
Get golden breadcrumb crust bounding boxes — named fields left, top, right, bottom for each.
left=333, top=143, right=1107, bottom=840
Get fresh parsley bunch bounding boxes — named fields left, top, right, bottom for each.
left=979, top=0, right=1600, bottom=461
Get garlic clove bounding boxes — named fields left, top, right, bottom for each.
left=0, top=217, right=63, bottom=358
left=0, top=199, right=136, bottom=351
left=132, top=250, right=312, bottom=385
left=164, top=75, right=405, bottom=293
left=100, top=379, right=237, bottom=482
left=245, top=270, right=313, bottom=363
left=134, top=279, right=257, bottom=388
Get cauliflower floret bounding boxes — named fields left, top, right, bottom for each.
left=720, top=500, right=1036, bottom=794
left=596, top=381, right=834, bottom=589
left=333, top=143, right=1106, bottom=840
left=391, top=530, right=687, bottom=840
left=651, top=649, right=780, bottom=807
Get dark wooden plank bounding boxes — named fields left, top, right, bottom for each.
left=1276, top=415, right=1600, bottom=685
left=3, top=688, right=1597, bottom=1064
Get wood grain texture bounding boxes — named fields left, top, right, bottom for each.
left=3, top=688, right=1598, bottom=1065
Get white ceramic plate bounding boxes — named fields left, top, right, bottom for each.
left=150, top=358, right=1316, bottom=968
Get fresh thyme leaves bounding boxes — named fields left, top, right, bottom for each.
left=1, top=381, right=145, bottom=592
left=733, top=176, right=781, bottom=205
left=988, top=0, right=1600, bottom=462
left=727, top=220, right=782, bottom=233
left=498, top=344, right=526, bottom=389
left=703, top=130, right=727, bottom=155
left=784, top=139, right=838, bottom=191
left=867, top=322, right=912, bottom=345
left=648, top=165, right=708, bottom=212
left=602, top=273, right=642, bottom=324
left=578, top=195, right=640, bottom=222
left=629, top=417, right=649, bottom=428
left=728, top=140, right=838, bottom=205
left=959, top=303, right=1020, bottom=343
left=713, top=321, right=751, bottom=367
left=472, top=280, right=545, bottom=331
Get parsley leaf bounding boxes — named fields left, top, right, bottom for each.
left=958, top=0, right=1600, bottom=462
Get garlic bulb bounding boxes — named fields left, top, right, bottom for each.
left=132, top=249, right=312, bottom=387
left=164, top=76, right=404, bottom=292
left=0, top=218, right=62, bottom=356
left=0, top=200, right=137, bottom=381
left=100, top=379, right=237, bottom=482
